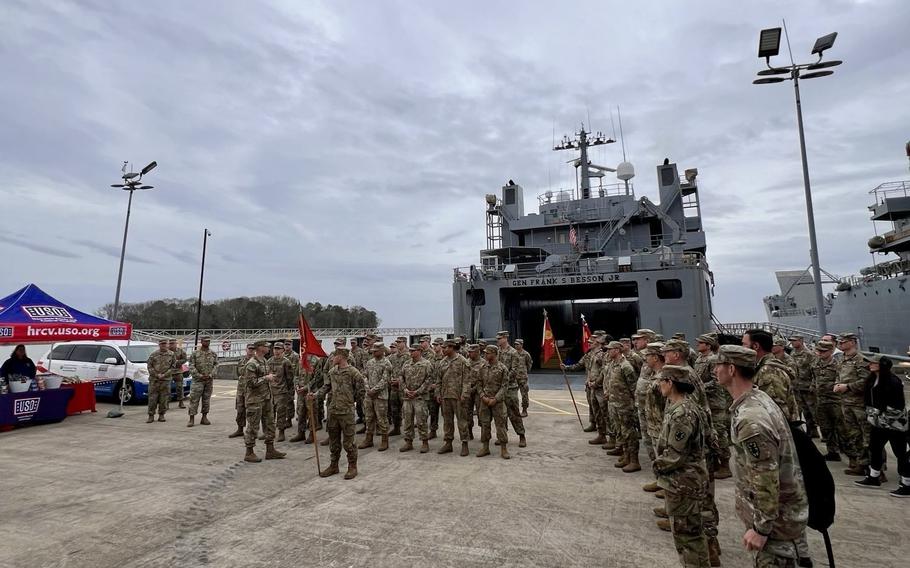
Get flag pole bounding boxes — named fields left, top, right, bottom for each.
left=544, top=310, right=584, bottom=429
left=306, top=397, right=321, bottom=473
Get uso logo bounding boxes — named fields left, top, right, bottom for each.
left=110, top=326, right=128, bottom=337
left=14, top=398, right=40, bottom=415
left=22, top=305, right=75, bottom=322
left=0, top=327, right=12, bottom=338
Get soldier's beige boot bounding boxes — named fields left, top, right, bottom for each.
left=622, top=444, right=642, bottom=473
left=320, top=437, right=330, bottom=446
left=606, top=445, right=624, bottom=456
left=146, top=414, right=154, bottom=423
left=614, top=447, right=629, bottom=468
left=708, top=536, right=721, bottom=567
left=265, top=442, right=286, bottom=459
left=714, top=459, right=732, bottom=480
left=844, top=459, right=865, bottom=476
left=200, top=414, right=211, bottom=426
left=276, top=430, right=286, bottom=442
left=602, top=436, right=617, bottom=450
left=437, top=441, right=453, bottom=454
left=228, top=426, right=244, bottom=438
left=460, top=441, right=469, bottom=456
left=656, top=518, right=671, bottom=532
left=344, top=458, right=358, bottom=480
left=518, top=435, right=527, bottom=448
left=420, top=440, right=429, bottom=454
left=244, top=447, right=261, bottom=463
left=378, top=434, right=389, bottom=452
left=653, top=506, right=668, bottom=518
left=642, top=480, right=660, bottom=492
left=157, top=414, right=166, bottom=422
left=319, top=461, right=339, bottom=477
left=588, top=433, right=607, bottom=445
left=358, top=432, right=374, bottom=449
left=289, top=430, right=306, bottom=443
left=305, top=431, right=314, bottom=444
left=500, top=444, right=511, bottom=460
left=655, top=489, right=665, bottom=499
left=187, top=415, right=195, bottom=428
left=399, top=439, right=414, bottom=453
left=494, top=439, right=501, bottom=446
left=178, top=400, right=185, bottom=409
left=477, top=442, right=491, bottom=457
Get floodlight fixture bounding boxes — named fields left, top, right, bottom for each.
left=753, top=77, right=787, bottom=85
left=801, top=70, right=835, bottom=80
left=757, top=67, right=791, bottom=76
left=807, top=60, right=842, bottom=70
left=758, top=27, right=782, bottom=59
left=811, top=32, right=837, bottom=56
left=140, top=161, right=158, bottom=176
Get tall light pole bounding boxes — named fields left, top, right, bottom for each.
left=110, top=160, right=157, bottom=321
left=193, top=229, right=212, bottom=348
left=753, top=27, right=841, bottom=334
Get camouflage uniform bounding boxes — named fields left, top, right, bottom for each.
left=234, top=353, right=252, bottom=431
left=498, top=344, right=526, bottom=438
left=400, top=357, right=433, bottom=442
left=387, top=348, right=407, bottom=433
left=636, top=364, right=658, bottom=460
left=811, top=354, right=845, bottom=456
left=789, top=346, right=818, bottom=435
left=243, top=355, right=275, bottom=448
left=696, top=352, right=732, bottom=465
left=317, top=364, right=365, bottom=466
left=602, top=356, right=639, bottom=453
left=170, top=345, right=187, bottom=403
left=839, top=352, right=871, bottom=467
left=730, top=388, right=809, bottom=567
left=426, top=350, right=442, bottom=435
left=625, top=349, right=644, bottom=377
left=267, top=353, right=294, bottom=433
left=284, top=347, right=299, bottom=426
left=475, top=359, right=510, bottom=445
left=645, top=368, right=666, bottom=455
left=465, top=354, right=485, bottom=435
left=754, top=355, right=798, bottom=422
left=567, top=348, right=605, bottom=429
left=291, top=356, right=317, bottom=438
left=147, top=348, right=176, bottom=416
left=654, top=393, right=710, bottom=567
left=363, top=355, right=392, bottom=436
left=437, top=352, right=472, bottom=443
left=516, top=347, right=533, bottom=412
left=188, top=346, right=218, bottom=416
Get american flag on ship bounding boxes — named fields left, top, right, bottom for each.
left=569, top=225, right=577, bottom=247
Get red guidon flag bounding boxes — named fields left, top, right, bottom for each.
left=580, top=313, right=592, bottom=353
left=298, top=313, right=327, bottom=372
left=541, top=310, right=557, bottom=365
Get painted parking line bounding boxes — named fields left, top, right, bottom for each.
left=529, top=397, right=572, bottom=415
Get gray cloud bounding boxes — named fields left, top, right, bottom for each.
left=0, top=234, right=80, bottom=259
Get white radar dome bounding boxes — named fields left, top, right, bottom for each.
left=617, top=161, right=635, bottom=181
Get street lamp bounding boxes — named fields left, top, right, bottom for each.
left=753, top=27, right=841, bottom=334
left=193, top=229, right=212, bottom=349
left=110, top=161, right=157, bottom=321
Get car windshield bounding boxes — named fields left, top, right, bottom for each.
left=121, top=345, right=158, bottom=363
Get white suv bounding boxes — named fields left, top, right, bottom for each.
left=37, top=341, right=191, bottom=404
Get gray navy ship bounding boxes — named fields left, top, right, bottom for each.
left=452, top=124, right=713, bottom=364
left=763, top=142, right=910, bottom=356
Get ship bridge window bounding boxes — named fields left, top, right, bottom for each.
left=504, top=187, right=516, bottom=205
left=656, top=279, right=683, bottom=299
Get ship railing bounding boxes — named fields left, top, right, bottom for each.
left=869, top=180, right=910, bottom=203
left=717, top=321, right=825, bottom=343
left=537, top=183, right=634, bottom=207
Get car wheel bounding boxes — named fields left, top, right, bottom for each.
left=117, top=379, right=136, bottom=405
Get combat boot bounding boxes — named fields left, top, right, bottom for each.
left=399, top=439, right=414, bottom=453
left=844, top=459, right=866, bottom=476
left=460, top=441, right=469, bottom=456
left=228, top=426, right=244, bottom=438
left=305, top=431, right=314, bottom=444
left=428, top=430, right=437, bottom=440
left=438, top=441, right=453, bottom=454
left=714, top=459, right=732, bottom=479
left=602, top=437, right=617, bottom=450
left=378, top=434, right=389, bottom=452
left=656, top=518, right=671, bottom=532
left=642, top=481, right=660, bottom=492
left=344, top=458, right=358, bottom=480
left=200, top=414, right=211, bottom=426
left=389, top=423, right=401, bottom=436
left=588, top=434, right=607, bottom=445
left=356, top=424, right=366, bottom=434
left=655, top=489, right=665, bottom=499
left=157, top=414, right=166, bottom=422
left=358, top=432, right=374, bottom=449
left=614, top=450, right=629, bottom=468
left=708, top=537, right=721, bottom=567
left=500, top=444, right=511, bottom=460
left=187, top=415, right=195, bottom=428
left=265, top=443, right=286, bottom=460
left=320, top=437, right=330, bottom=446
left=289, top=431, right=306, bottom=443
left=518, top=435, right=527, bottom=448
left=622, top=449, right=641, bottom=473
left=244, top=447, right=261, bottom=463
left=420, top=440, right=429, bottom=453
left=319, top=461, right=339, bottom=477
left=520, top=406, right=528, bottom=418
left=583, top=424, right=597, bottom=433
left=477, top=442, right=491, bottom=457
left=653, top=506, right=668, bottom=518
left=276, top=429, right=286, bottom=442
left=494, top=439, right=501, bottom=446
left=146, top=414, right=154, bottom=423
left=606, top=445, right=624, bottom=456
left=178, top=400, right=186, bottom=409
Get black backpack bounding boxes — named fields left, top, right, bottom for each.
left=789, top=423, right=837, bottom=566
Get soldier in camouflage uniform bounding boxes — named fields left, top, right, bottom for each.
left=436, top=339, right=472, bottom=456
left=147, top=339, right=176, bottom=423
left=289, top=354, right=319, bottom=444
left=602, top=341, right=640, bottom=472
left=562, top=334, right=607, bottom=444
left=283, top=340, right=299, bottom=429
left=653, top=364, right=711, bottom=568
left=496, top=331, right=527, bottom=448
left=425, top=337, right=444, bottom=439
left=243, top=341, right=286, bottom=463
left=473, top=345, right=512, bottom=459
left=810, top=340, right=845, bottom=461
left=788, top=335, right=818, bottom=439
left=833, top=333, right=872, bottom=476
left=267, top=342, right=294, bottom=442
left=622, top=337, right=644, bottom=376
left=350, top=337, right=367, bottom=432
left=399, top=344, right=433, bottom=453
left=514, top=339, right=533, bottom=417
left=387, top=336, right=409, bottom=436
left=310, top=347, right=364, bottom=479
left=640, top=341, right=666, bottom=495
left=743, top=330, right=799, bottom=422
left=229, top=344, right=255, bottom=438
left=633, top=330, right=658, bottom=460
left=464, top=343, right=485, bottom=441
left=187, top=336, right=218, bottom=427
left=360, top=343, right=392, bottom=452
left=696, top=334, right=732, bottom=481
left=715, top=345, right=809, bottom=568
left=168, top=339, right=187, bottom=409
left=772, top=339, right=797, bottom=375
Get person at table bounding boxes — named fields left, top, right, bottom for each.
left=1, top=345, right=37, bottom=384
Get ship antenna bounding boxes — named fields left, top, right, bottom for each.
left=617, top=106, right=628, bottom=161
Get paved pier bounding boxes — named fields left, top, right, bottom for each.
left=1, top=374, right=906, bottom=567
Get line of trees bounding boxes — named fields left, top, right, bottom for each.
left=96, top=296, right=380, bottom=329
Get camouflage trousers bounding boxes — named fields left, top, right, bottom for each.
left=706, top=382, right=732, bottom=463
left=666, top=494, right=710, bottom=568
left=815, top=400, right=847, bottom=454
left=586, top=385, right=596, bottom=427
left=589, top=387, right=607, bottom=436
left=363, top=396, right=389, bottom=436
left=294, top=392, right=314, bottom=434
left=188, top=377, right=213, bottom=416
left=427, top=395, right=440, bottom=433
left=517, top=377, right=529, bottom=410
left=794, top=388, right=817, bottom=433
left=388, top=387, right=402, bottom=429
left=272, top=391, right=292, bottom=431
left=702, top=478, right=718, bottom=539
left=244, top=398, right=275, bottom=447
left=171, top=375, right=184, bottom=401
left=285, top=387, right=295, bottom=426
left=326, top=412, right=357, bottom=465
left=147, top=379, right=170, bottom=415
left=402, top=397, right=428, bottom=442
left=753, top=538, right=799, bottom=567
left=234, top=382, right=247, bottom=429
left=505, top=388, right=526, bottom=436
left=608, top=402, right=639, bottom=447
left=478, top=399, right=508, bottom=444
left=635, top=378, right=655, bottom=460
left=440, top=398, right=468, bottom=442
left=841, top=403, right=871, bottom=465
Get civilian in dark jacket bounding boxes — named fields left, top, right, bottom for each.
left=855, top=354, right=909, bottom=497
left=0, top=344, right=37, bottom=381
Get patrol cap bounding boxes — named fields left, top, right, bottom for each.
left=838, top=333, right=858, bottom=342
left=661, top=339, right=689, bottom=353
left=815, top=340, right=835, bottom=352
left=409, top=344, right=421, bottom=351
left=484, top=345, right=499, bottom=355
left=246, top=343, right=255, bottom=349
left=334, top=347, right=350, bottom=357
left=432, top=337, right=444, bottom=346
left=654, top=334, right=665, bottom=341
left=372, top=343, right=386, bottom=352
left=334, top=337, right=345, bottom=345
left=788, top=335, right=804, bottom=341
left=773, top=338, right=788, bottom=348
left=606, top=341, right=623, bottom=349
left=696, top=334, right=718, bottom=347
left=661, top=365, right=694, bottom=384
left=253, top=340, right=269, bottom=348
left=496, top=330, right=509, bottom=338
left=467, top=344, right=480, bottom=352
left=158, top=338, right=169, bottom=345
left=420, top=335, right=431, bottom=342
left=271, top=342, right=284, bottom=349
left=514, top=339, right=524, bottom=345
left=168, top=338, right=177, bottom=343
left=716, top=345, right=757, bottom=368
left=643, top=342, right=664, bottom=356
left=620, top=337, right=631, bottom=343
left=200, top=335, right=211, bottom=342
left=477, top=340, right=488, bottom=347
left=593, top=330, right=606, bottom=336
left=284, top=339, right=293, bottom=344
left=671, top=333, right=686, bottom=340
left=443, top=339, right=458, bottom=347
left=396, top=336, right=407, bottom=342
left=636, top=328, right=656, bottom=337
left=366, top=333, right=378, bottom=340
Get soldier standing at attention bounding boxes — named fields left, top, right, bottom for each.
left=229, top=344, right=256, bottom=438
left=772, top=339, right=798, bottom=378
left=602, top=341, right=640, bottom=473
left=267, top=342, right=293, bottom=442
left=387, top=336, right=409, bottom=436
left=514, top=339, right=533, bottom=417
left=308, top=347, right=363, bottom=479
left=641, top=342, right=667, bottom=496
left=187, top=336, right=217, bottom=427
left=622, top=337, right=644, bottom=376
left=436, top=339, right=472, bottom=456
left=715, top=345, right=808, bottom=567
left=360, top=343, right=392, bottom=452
left=633, top=330, right=657, bottom=458
left=147, top=339, right=176, bottom=423
left=564, top=334, right=601, bottom=433
left=788, top=335, right=819, bottom=439
left=833, top=332, right=872, bottom=476
left=399, top=344, right=433, bottom=453
left=426, top=337, right=446, bottom=438
left=653, top=364, right=711, bottom=568
left=289, top=355, right=315, bottom=444
left=350, top=337, right=367, bottom=433
left=496, top=331, right=527, bottom=448
left=168, top=339, right=188, bottom=409
left=562, top=334, right=606, bottom=445
left=464, top=343, right=485, bottom=440
left=810, top=340, right=844, bottom=461
left=743, top=330, right=799, bottom=421
left=243, top=341, right=286, bottom=463
left=474, top=345, right=511, bottom=459
left=283, top=340, right=299, bottom=429
left=696, top=334, right=732, bottom=480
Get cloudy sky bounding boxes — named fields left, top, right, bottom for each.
left=1, top=0, right=908, bottom=328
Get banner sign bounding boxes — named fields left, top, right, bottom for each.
left=0, top=389, right=74, bottom=425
